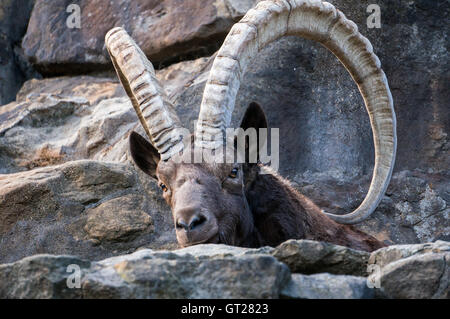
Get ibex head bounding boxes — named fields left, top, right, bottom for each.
left=105, top=0, right=396, bottom=248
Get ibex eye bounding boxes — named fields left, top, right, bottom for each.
left=159, top=183, right=168, bottom=192
left=229, top=167, right=238, bottom=178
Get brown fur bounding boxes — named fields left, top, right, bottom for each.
left=244, top=165, right=384, bottom=251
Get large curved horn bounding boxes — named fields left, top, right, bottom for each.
left=195, top=0, right=397, bottom=224
left=105, top=27, right=185, bottom=161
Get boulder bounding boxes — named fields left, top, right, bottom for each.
left=0, top=160, right=176, bottom=264
left=0, top=94, right=135, bottom=174
left=0, top=57, right=210, bottom=174
left=1, top=240, right=449, bottom=299
left=21, top=0, right=257, bottom=75
left=369, top=241, right=450, bottom=268
left=280, top=273, right=374, bottom=299
left=0, top=255, right=90, bottom=299
left=0, top=247, right=290, bottom=299
left=368, top=241, right=449, bottom=299
left=271, top=240, right=370, bottom=276
left=378, top=253, right=449, bottom=299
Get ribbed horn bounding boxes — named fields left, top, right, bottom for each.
left=194, top=0, right=397, bottom=224
left=105, top=27, right=185, bottom=161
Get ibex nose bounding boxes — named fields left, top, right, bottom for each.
left=175, top=208, right=207, bottom=232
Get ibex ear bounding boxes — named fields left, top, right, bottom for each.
left=238, top=102, right=268, bottom=164
left=129, top=131, right=160, bottom=179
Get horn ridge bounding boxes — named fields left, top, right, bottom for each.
left=105, top=27, right=185, bottom=161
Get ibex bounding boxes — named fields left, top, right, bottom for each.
left=105, top=0, right=396, bottom=252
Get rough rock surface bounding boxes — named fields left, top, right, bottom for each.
left=0, top=160, right=175, bottom=264
left=369, top=240, right=450, bottom=268
left=1, top=240, right=448, bottom=299
left=22, top=0, right=256, bottom=75
left=368, top=241, right=449, bottom=299
left=0, top=57, right=210, bottom=174
left=0, top=94, right=134, bottom=174
left=271, top=240, right=370, bottom=276
left=280, top=273, right=374, bottom=299
left=377, top=253, right=449, bottom=299
left=0, top=247, right=290, bottom=299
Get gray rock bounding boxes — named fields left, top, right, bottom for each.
left=1, top=240, right=448, bottom=299
left=0, top=254, right=90, bottom=299
left=0, top=94, right=135, bottom=174
left=174, top=243, right=274, bottom=258
left=0, top=160, right=176, bottom=264
left=369, top=241, right=450, bottom=268
left=272, top=240, right=370, bottom=276
left=280, top=273, right=374, bottom=299
left=84, top=194, right=154, bottom=242
left=378, top=252, right=449, bottom=299
left=367, top=241, right=450, bottom=299
left=21, top=0, right=257, bottom=75
left=0, top=248, right=290, bottom=299
left=0, top=58, right=210, bottom=174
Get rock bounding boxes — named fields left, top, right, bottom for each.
left=293, top=170, right=449, bottom=245
left=378, top=252, right=449, bottom=299
left=272, top=240, right=370, bottom=276
left=0, top=0, right=38, bottom=105
left=15, top=75, right=124, bottom=105
left=369, top=241, right=450, bottom=268
left=1, top=241, right=448, bottom=299
left=21, top=0, right=257, bottom=75
left=0, top=94, right=135, bottom=173
left=0, top=57, right=210, bottom=174
left=367, top=241, right=450, bottom=299
left=280, top=273, right=374, bottom=299
left=0, top=254, right=90, bottom=299
left=84, top=194, right=154, bottom=242
left=175, top=243, right=274, bottom=258
left=0, top=247, right=290, bottom=299
left=0, top=160, right=175, bottom=264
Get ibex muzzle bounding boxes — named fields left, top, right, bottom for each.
left=105, top=0, right=397, bottom=251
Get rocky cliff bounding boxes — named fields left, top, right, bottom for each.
left=0, top=0, right=448, bottom=298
